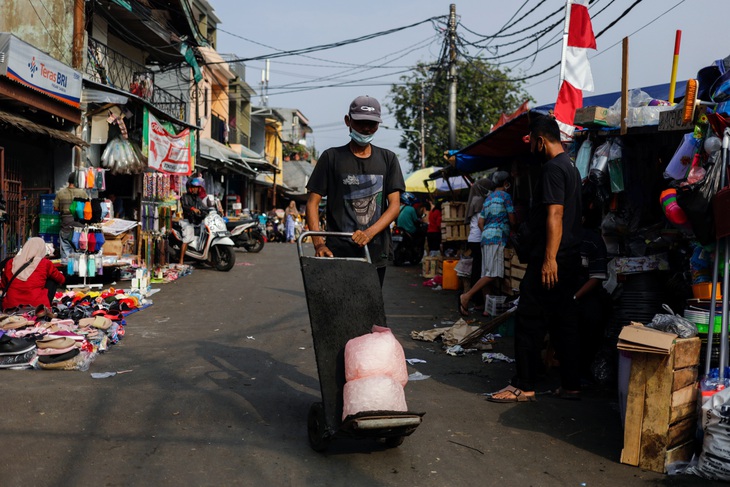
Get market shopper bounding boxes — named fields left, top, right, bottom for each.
left=179, top=177, right=207, bottom=264
left=305, top=95, right=405, bottom=287
left=54, top=172, right=88, bottom=260
left=1, top=237, right=65, bottom=311
left=459, top=171, right=515, bottom=316
left=426, top=200, right=442, bottom=255
left=463, top=177, right=495, bottom=311
left=285, top=201, right=299, bottom=243
left=488, top=115, right=582, bottom=403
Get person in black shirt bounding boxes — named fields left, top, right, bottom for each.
left=178, top=177, right=207, bottom=263
left=305, top=95, right=405, bottom=287
left=488, top=115, right=583, bottom=403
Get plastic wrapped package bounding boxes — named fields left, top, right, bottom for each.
left=342, top=375, right=408, bottom=420
left=685, top=386, right=730, bottom=481
left=647, top=304, right=697, bottom=338
left=575, top=138, right=593, bottom=179
left=607, top=139, right=625, bottom=192
left=344, top=325, right=408, bottom=386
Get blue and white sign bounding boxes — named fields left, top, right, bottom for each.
left=0, top=33, right=82, bottom=108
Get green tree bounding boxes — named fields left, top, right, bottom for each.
left=387, top=58, right=533, bottom=172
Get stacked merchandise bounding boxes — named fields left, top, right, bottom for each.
left=140, top=172, right=180, bottom=274
left=38, top=194, right=60, bottom=249
left=0, top=287, right=148, bottom=370
left=342, top=326, right=409, bottom=420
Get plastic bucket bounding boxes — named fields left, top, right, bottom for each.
left=442, top=259, right=459, bottom=290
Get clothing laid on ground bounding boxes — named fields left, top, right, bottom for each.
left=306, top=144, right=405, bottom=267
left=514, top=152, right=582, bottom=393
left=2, top=258, right=65, bottom=309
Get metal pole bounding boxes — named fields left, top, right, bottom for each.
left=720, top=129, right=730, bottom=378
left=420, top=83, right=426, bottom=168
left=447, top=4, right=457, bottom=150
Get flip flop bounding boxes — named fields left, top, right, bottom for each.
left=486, top=385, right=536, bottom=403
left=552, top=387, right=581, bottom=401
left=458, top=294, right=470, bottom=316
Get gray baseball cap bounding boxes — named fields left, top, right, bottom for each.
left=348, top=95, right=382, bottom=123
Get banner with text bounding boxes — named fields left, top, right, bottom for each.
left=145, top=110, right=192, bottom=175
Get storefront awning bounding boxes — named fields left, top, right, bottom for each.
left=0, top=109, right=88, bottom=147
left=199, top=137, right=255, bottom=176
left=239, top=144, right=280, bottom=173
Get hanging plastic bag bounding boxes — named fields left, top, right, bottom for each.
left=664, top=132, right=699, bottom=180
left=675, top=150, right=724, bottom=245
left=575, top=139, right=593, bottom=179
left=590, top=140, right=611, bottom=174
left=607, top=139, right=625, bottom=192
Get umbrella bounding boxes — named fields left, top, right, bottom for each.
left=404, top=168, right=439, bottom=193
left=432, top=176, right=470, bottom=192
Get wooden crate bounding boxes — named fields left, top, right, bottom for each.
left=441, top=221, right=467, bottom=241
left=620, top=337, right=701, bottom=473
left=422, top=256, right=443, bottom=278
left=442, top=202, right=466, bottom=220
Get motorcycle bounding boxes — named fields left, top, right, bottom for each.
left=266, top=216, right=286, bottom=243
left=392, top=225, right=425, bottom=266
left=169, top=209, right=236, bottom=271
left=226, top=217, right=265, bottom=252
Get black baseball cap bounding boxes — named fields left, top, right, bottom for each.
left=348, top=95, right=382, bottom=123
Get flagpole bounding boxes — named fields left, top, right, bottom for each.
left=558, top=0, right=573, bottom=89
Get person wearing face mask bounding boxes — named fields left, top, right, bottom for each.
left=487, top=115, right=582, bottom=403
left=305, top=95, right=405, bottom=287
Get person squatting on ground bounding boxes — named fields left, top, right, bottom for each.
left=459, top=171, right=515, bottom=316
left=488, top=115, right=583, bottom=403
left=179, top=177, right=207, bottom=264
left=463, top=177, right=495, bottom=311
left=2, top=237, right=65, bottom=311
left=305, top=95, right=406, bottom=287
left=54, top=172, right=88, bottom=261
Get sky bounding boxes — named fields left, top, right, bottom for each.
left=211, top=0, right=730, bottom=176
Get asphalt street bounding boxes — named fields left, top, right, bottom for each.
left=0, top=243, right=715, bottom=486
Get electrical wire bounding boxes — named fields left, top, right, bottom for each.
left=202, top=16, right=446, bottom=66
left=27, top=0, right=65, bottom=55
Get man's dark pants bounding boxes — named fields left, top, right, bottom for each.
left=512, top=253, right=582, bottom=392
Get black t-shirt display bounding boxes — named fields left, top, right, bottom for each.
left=306, top=144, right=405, bottom=267
left=527, top=152, right=582, bottom=260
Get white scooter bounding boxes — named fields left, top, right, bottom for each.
left=170, top=209, right=236, bottom=271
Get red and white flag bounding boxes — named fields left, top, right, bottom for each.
left=554, top=0, right=596, bottom=139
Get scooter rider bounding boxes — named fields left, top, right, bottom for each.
left=179, top=177, right=207, bottom=264
left=396, top=192, right=425, bottom=243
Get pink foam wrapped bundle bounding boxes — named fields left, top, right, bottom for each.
left=344, top=325, right=408, bottom=387
left=342, top=375, right=408, bottom=420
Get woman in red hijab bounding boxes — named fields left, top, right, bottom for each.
left=1, top=237, right=65, bottom=310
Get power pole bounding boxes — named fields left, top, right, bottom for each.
left=448, top=4, right=457, bottom=150
left=420, top=82, right=426, bottom=168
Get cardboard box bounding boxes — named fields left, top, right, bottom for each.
left=617, top=323, right=677, bottom=354
left=574, top=106, right=609, bottom=126
left=102, top=232, right=133, bottom=257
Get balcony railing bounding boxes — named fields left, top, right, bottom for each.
left=85, top=38, right=186, bottom=121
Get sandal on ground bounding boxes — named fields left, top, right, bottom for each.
left=486, top=385, right=536, bottom=403
left=458, top=294, right=470, bottom=317
left=552, top=387, right=581, bottom=400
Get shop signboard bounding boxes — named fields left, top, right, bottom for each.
left=658, top=107, right=694, bottom=132
left=0, top=33, right=82, bottom=108
left=144, top=109, right=193, bottom=176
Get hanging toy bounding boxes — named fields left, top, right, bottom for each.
left=660, top=188, right=692, bottom=230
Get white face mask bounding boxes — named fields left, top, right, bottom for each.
left=350, top=129, right=374, bottom=146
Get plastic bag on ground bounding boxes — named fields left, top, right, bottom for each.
left=686, top=386, right=730, bottom=481
left=342, top=375, right=408, bottom=420
left=345, top=325, right=408, bottom=386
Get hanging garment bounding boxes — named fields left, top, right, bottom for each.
left=83, top=201, right=92, bottom=222
left=95, top=169, right=105, bottom=191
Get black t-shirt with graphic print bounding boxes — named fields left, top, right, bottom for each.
left=306, top=144, right=405, bottom=267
